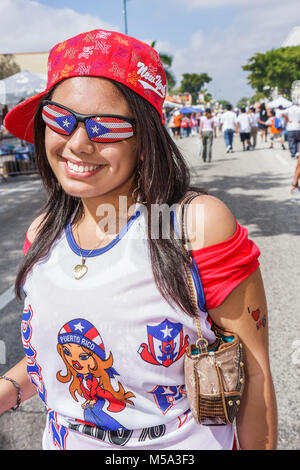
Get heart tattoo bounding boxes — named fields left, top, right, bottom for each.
left=248, top=307, right=266, bottom=330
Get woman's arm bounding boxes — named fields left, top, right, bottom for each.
left=0, top=214, right=47, bottom=415
left=212, top=120, right=216, bottom=138
left=208, top=268, right=277, bottom=450
left=0, top=357, right=38, bottom=414
left=292, top=158, right=300, bottom=189
left=187, top=195, right=277, bottom=450
left=199, top=119, right=203, bottom=138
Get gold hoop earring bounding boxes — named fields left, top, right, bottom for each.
left=132, top=169, right=146, bottom=204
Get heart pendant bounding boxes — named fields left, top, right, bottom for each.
left=74, top=264, right=88, bottom=280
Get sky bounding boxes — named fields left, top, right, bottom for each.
left=0, top=0, right=299, bottom=104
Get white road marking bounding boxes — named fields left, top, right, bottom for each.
left=0, top=285, right=15, bottom=311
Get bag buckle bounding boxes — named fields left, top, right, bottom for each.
left=195, top=337, right=208, bottom=354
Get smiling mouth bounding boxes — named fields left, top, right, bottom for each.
left=66, top=160, right=102, bottom=173
left=61, top=157, right=108, bottom=176
left=72, top=360, right=83, bottom=370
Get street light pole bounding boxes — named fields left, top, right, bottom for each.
left=123, top=0, right=128, bottom=35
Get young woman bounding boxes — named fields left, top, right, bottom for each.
left=258, top=102, right=269, bottom=143
left=199, top=108, right=215, bottom=162
left=0, top=29, right=277, bottom=450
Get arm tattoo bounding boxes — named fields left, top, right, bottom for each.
left=248, top=307, right=266, bottom=330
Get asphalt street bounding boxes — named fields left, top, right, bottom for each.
left=0, top=131, right=299, bottom=450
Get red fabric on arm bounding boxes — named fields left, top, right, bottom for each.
left=23, top=233, right=32, bottom=256
left=191, top=222, right=260, bottom=310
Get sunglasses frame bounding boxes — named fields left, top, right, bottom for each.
left=41, top=100, right=136, bottom=142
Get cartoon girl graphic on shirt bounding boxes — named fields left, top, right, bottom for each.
left=56, top=318, right=135, bottom=430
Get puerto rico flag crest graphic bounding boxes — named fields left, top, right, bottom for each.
left=138, top=319, right=189, bottom=367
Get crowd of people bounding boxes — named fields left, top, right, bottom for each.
left=166, top=100, right=300, bottom=194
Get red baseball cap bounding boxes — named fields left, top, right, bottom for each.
left=4, top=29, right=167, bottom=143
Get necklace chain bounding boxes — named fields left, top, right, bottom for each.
left=73, top=223, right=105, bottom=279
left=76, top=224, right=104, bottom=261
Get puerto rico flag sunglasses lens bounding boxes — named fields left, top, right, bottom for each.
left=41, top=100, right=135, bottom=143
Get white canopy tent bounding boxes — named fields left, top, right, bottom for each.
left=163, top=100, right=182, bottom=109
left=267, top=96, right=292, bottom=109
left=0, top=71, right=47, bottom=105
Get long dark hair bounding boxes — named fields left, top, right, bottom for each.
left=205, top=108, right=212, bottom=119
left=15, top=79, right=206, bottom=317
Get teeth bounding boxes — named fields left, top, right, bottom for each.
left=67, top=161, right=100, bottom=173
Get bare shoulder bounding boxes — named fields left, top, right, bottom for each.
left=26, top=213, right=47, bottom=243
left=185, top=194, right=237, bottom=250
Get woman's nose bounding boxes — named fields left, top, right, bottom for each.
left=67, top=123, right=94, bottom=154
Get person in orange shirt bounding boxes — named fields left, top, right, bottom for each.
left=266, top=109, right=286, bottom=150
left=173, top=111, right=183, bottom=139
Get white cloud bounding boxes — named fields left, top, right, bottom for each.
left=174, top=0, right=282, bottom=9
left=164, top=1, right=300, bottom=103
left=175, top=0, right=257, bottom=8
left=1, top=0, right=298, bottom=104
left=0, top=0, right=117, bottom=53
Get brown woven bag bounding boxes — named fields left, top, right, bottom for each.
left=180, top=193, right=245, bottom=425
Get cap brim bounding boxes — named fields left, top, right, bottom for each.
left=4, top=89, right=48, bottom=144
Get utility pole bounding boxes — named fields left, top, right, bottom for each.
left=123, top=0, right=128, bottom=35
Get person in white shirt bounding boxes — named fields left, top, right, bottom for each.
left=282, top=103, right=300, bottom=159
left=236, top=108, right=251, bottom=151
left=213, top=112, right=221, bottom=137
left=220, top=104, right=236, bottom=153
left=249, top=107, right=259, bottom=149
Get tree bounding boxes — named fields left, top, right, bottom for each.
left=151, top=41, right=176, bottom=91
left=249, top=92, right=266, bottom=105
left=179, top=73, right=212, bottom=104
left=204, top=92, right=212, bottom=104
left=0, top=54, right=21, bottom=80
left=242, top=46, right=300, bottom=97
left=217, top=99, right=231, bottom=108
left=236, top=97, right=249, bottom=109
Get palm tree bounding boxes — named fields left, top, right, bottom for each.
left=151, top=41, right=176, bottom=92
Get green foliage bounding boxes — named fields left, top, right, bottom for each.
left=242, top=46, right=300, bottom=97
left=249, top=92, right=266, bottom=105
left=0, top=54, right=21, bottom=80
left=164, top=69, right=176, bottom=91
left=236, top=97, right=249, bottom=109
left=217, top=99, right=231, bottom=108
left=204, top=92, right=212, bottom=104
left=179, top=73, right=212, bottom=104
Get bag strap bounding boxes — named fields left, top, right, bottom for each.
left=179, top=192, right=208, bottom=351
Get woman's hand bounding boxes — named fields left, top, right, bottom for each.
left=0, top=357, right=38, bottom=414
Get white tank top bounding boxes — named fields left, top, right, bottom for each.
left=21, top=204, right=234, bottom=450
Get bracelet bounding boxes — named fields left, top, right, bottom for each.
left=0, top=375, right=22, bottom=411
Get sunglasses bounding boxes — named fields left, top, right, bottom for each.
left=41, top=100, right=135, bottom=143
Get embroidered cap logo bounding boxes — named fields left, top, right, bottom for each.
left=137, top=62, right=167, bottom=99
